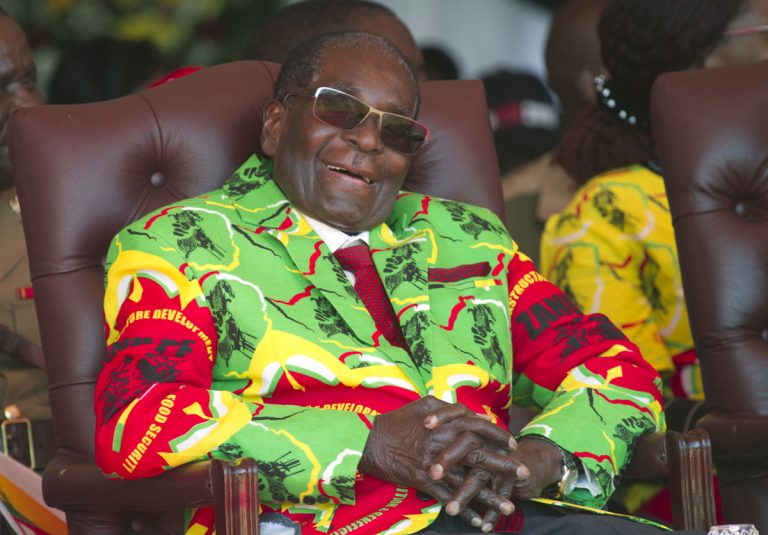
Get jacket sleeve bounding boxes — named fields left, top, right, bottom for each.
left=94, top=227, right=372, bottom=507
left=507, top=250, right=665, bottom=508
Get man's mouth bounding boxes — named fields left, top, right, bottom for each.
left=326, top=163, right=374, bottom=185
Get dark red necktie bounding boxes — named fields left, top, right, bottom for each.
left=333, top=240, right=408, bottom=349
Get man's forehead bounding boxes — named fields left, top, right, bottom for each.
left=313, top=49, right=417, bottom=114
left=324, top=80, right=415, bottom=116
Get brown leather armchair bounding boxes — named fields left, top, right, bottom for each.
left=9, top=60, right=713, bottom=533
left=652, top=61, right=768, bottom=532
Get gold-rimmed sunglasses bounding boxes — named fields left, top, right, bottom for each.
left=284, top=86, right=430, bottom=156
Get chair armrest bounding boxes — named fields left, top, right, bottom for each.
left=43, top=454, right=218, bottom=511
left=697, top=412, right=768, bottom=460
left=213, top=457, right=260, bottom=535
left=623, top=429, right=715, bottom=531
left=623, top=431, right=668, bottom=480
left=43, top=454, right=259, bottom=535
left=666, top=428, right=716, bottom=531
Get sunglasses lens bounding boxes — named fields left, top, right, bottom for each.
left=313, top=88, right=428, bottom=155
left=314, top=90, right=368, bottom=130
left=381, top=116, right=428, bottom=155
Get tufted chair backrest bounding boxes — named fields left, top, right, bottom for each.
left=8, top=60, right=502, bottom=530
left=10, top=60, right=502, bottom=460
left=651, top=60, right=768, bottom=530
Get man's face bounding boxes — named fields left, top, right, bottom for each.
left=0, top=15, right=43, bottom=188
left=261, top=46, right=417, bottom=234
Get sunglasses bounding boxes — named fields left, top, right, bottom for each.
left=285, top=86, right=429, bottom=155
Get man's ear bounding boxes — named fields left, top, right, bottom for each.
left=261, top=100, right=285, bottom=157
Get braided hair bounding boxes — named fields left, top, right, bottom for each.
left=556, top=0, right=743, bottom=183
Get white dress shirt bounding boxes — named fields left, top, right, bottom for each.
left=300, top=211, right=369, bottom=285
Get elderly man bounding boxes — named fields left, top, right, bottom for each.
left=94, top=32, right=696, bottom=535
left=0, top=9, right=48, bottom=428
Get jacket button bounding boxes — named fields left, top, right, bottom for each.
left=150, top=172, right=166, bottom=187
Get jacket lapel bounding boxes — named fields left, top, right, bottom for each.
left=228, top=156, right=424, bottom=388
left=372, top=195, right=434, bottom=378
left=283, top=224, right=382, bottom=350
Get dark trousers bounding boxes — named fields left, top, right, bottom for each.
left=417, top=501, right=707, bottom=534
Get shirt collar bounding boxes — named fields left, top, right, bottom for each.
left=299, top=211, right=370, bottom=253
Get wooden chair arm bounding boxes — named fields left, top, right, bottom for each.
left=42, top=454, right=259, bottom=534
left=697, top=412, right=768, bottom=460
left=666, top=428, right=716, bottom=531
left=624, top=429, right=715, bottom=531
left=213, top=457, right=260, bottom=535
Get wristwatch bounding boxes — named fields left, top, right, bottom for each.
left=521, top=435, right=579, bottom=499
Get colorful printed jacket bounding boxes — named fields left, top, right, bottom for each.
left=540, top=165, right=702, bottom=399
left=95, top=155, right=665, bottom=534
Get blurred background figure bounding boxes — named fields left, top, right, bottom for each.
left=704, top=0, right=768, bottom=67
left=0, top=7, right=49, bottom=428
left=5, top=1, right=560, bottom=96
left=420, top=44, right=460, bottom=80
left=544, top=0, right=606, bottom=131
left=540, top=1, right=768, bottom=515
left=49, top=37, right=167, bottom=104
left=482, top=69, right=561, bottom=263
left=497, top=0, right=604, bottom=264
left=539, top=0, right=768, bottom=522
left=246, top=0, right=425, bottom=78
left=482, top=70, right=561, bottom=178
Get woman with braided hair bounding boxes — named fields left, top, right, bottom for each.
left=540, top=4, right=768, bottom=519
left=541, top=0, right=768, bottom=411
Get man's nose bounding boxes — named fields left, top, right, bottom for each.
left=342, top=114, right=384, bottom=153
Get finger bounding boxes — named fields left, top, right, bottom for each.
left=443, top=468, right=515, bottom=517
left=464, top=448, right=529, bottom=479
left=424, top=404, right=517, bottom=451
left=429, top=414, right=517, bottom=451
left=443, top=467, right=492, bottom=516
left=480, top=509, right=499, bottom=534
left=430, top=431, right=482, bottom=479
left=431, top=434, right=528, bottom=480
left=423, top=402, right=474, bottom=429
left=448, top=416, right=517, bottom=450
left=481, top=475, right=516, bottom=532
left=458, top=507, right=485, bottom=530
left=420, top=477, right=483, bottom=529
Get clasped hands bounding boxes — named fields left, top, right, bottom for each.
left=359, top=396, right=563, bottom=532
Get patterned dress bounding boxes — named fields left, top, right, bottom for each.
left=94, top=155, right=666, bottom=534
left=540, top=165, right=702, bottom=400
